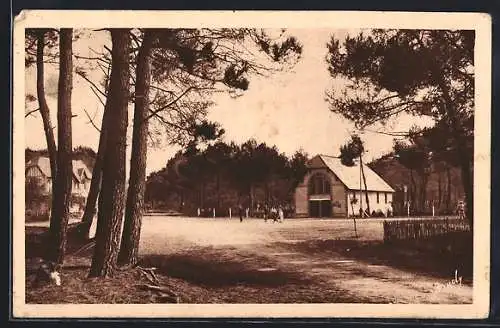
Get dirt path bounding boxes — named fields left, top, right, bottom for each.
left=257, top=242, right=471, bottom=304
left=138, top=217, right=472, bottom=304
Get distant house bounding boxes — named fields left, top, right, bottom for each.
left=25, top=157, right=93, bottom=197
left=294, top=155, right=395, bottom=218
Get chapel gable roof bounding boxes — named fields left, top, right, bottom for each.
left=307, top=154, right=395, bottom=193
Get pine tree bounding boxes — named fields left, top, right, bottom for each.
left=326, top=29, right=474, bottom=224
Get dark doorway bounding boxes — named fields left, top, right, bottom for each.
left=309, top=200, right=332, bottom=218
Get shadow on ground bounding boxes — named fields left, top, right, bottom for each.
left=26, top=224, right=94, bottom=260
left=279, top=231, right=473, bottom=283
left=139, top=247, right=311, bottom=288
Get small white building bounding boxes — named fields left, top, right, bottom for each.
left=294, top=155, right=395, bottom=218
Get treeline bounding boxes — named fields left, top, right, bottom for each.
left=145, top=139, right=308, bottom=216
left=370, top=154, right=465, bottom=216
left=369, top=123, right=472, bottom=216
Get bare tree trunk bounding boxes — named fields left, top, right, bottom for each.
left=459, top=153, right=473, bottom=226
left=47, top=28, right=73, bottom=264
left=446, top=166, right=452, bottom=214
left=360, top=156, right=370, bottom=215
left=216, top=170, right=221, bottom=211
left=409, top=169, right=417, bottom=213
left=80, top=99, right=110, bottom=236
left=118, top=32, right=154, bottom=267
left=89, top=29, right=130, bottom=278
left=36, top=30, right=57, bottom=181
left=420, top=173, right=429, bottom=214
left=36, top=30, right=58, bottom=231
left=200, top=182, right=205, bottom=209
left=265, top=181, right=269, bottom=205
left=437, top=169, right=442, bottom=209
left=80, top=63, right=112, bottom=237
left=249, top=184, right=255, bottom=214
left=179, top=190, right=184, bottom=212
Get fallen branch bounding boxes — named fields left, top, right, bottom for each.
left=71, top=239, right=96, bottom=256
left=138, top=269, right=157, bottom=285
left=148, top=270, right=161, bottom=285
left=136, top=266, right=162, bottom=286
left=137, top=284, right=178, bottom=297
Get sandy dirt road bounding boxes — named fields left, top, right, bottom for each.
left=136, top=216, right=472, bottom=304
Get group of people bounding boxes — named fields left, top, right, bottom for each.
left=236, top=204, right=285, bottom=223
left=193, top=202, right=289, bottom=223
left=262, top=204, right=285, bottom=223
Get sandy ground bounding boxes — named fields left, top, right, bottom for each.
left=134, top=216, right=472, bottom=304
left=25, top=215, right=471, bottom=304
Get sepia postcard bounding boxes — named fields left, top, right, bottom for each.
left=12, top=10, right=491, bottom=319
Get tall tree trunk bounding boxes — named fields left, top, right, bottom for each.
left=36, top=30, right=57, bottom=181
left=249, top=184, right=255, bottom=214
left=80, top=63, right=112, bottom=236
left=419, top=173, right=429, bottom=214
left=360, top=156, right=370, bottom=215
left=47, top=28, right=73, bottom=264
left=437, top=169, right=442, bottom=209
left=179, top=190, right=184, bottom=212
left=118, top=32, right=153, bottom=267
left=459, top=149, right=473, bottom=225
left=80, top=95, right=110, bottom=235
left=446, top=166, right=452, bottom=213
left=36, top=30, right=58, bottom=230
left=200, top=181, right=205, bottom=209
left=89, top=29, right=130, bottom=278
left=409, top=168, right=416, bottom=213
left=265, top=181, right=269, bottom=205
left=216, top=170, right=221, bottom=211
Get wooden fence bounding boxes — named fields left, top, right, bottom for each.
left=383, top=218, right=470, bottom=243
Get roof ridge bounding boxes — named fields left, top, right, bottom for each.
left=318, top=153, right=395, bottom=192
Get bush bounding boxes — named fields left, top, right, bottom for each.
left=26, top=191, right=88, bottom=220
left=69, top=195, right=86, bottom=213
left=25, top=194, right=51, bottom=222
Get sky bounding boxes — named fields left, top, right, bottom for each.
left=24, top=28, right=434, bottom=175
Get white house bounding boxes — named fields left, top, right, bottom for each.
left=294, top=154, right=395, bottom=218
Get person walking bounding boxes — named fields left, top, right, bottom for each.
left=457, top=200, right=465, bottom=220
left=238, top=204, right=244, bottom=222
left=278, top=205, right=284, bottom=223
left=270, top=206, right=278, bottom=223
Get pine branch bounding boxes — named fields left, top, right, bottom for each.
left=89, top=86, right=106, bottom=107
left=76, top=70, right=107, bottom=98
left=148, top=110, right=188, bottom=131
left=83, top=108, right=101, bottom=132
left=145, top=86, right=194, bottom=121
